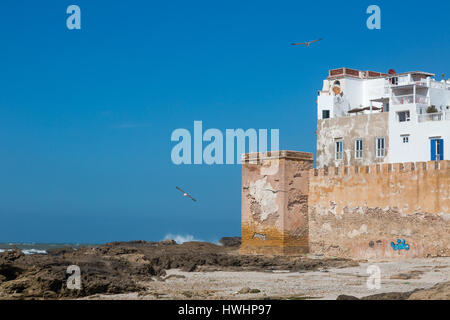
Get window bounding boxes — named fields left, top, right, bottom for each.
left=402, top=135, right=409, bottom=143
left=355, top=139, right=363, bottom=159
left=335, top=139, right=343, bottom=160
left=436, top=139, right=442, bottom=160
left=322, top=110, right=330, bottom=119
left=376, top=137, right=385, bottom=158
left=397, top=111, right=410, bottom=122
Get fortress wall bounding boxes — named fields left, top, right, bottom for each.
left=308, top=161, right=450, bottom=259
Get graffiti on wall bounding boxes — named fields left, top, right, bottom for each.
left=391, top=239, right=410, bottom=251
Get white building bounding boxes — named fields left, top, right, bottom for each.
left=316, top=67, right=450, bottom=167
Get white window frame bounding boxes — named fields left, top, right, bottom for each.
left=355, top=139, right=363, bottom=159
left=376, top=137, right=386, bottom=158
left=401, top=135, right=409, bottom=144
left=335, top=139, right=343, bottom=160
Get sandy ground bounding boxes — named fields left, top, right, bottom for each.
left=82, top=257, right=450, bottom=300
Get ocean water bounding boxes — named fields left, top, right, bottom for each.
left=0, top=243, right=94, bottom=255
left=0, top=234, right=220, bottom=255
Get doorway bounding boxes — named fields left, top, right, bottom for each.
left=430, top=138, right=444, bottom=161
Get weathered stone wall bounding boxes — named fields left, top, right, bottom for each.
left=240, top=151, right=313, bottom=255
left=308, top=161, right=450, bottom=259
left=316, top=112, right=389, bottom=168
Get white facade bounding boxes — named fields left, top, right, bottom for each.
left=317, top=68, right=450, bottom=164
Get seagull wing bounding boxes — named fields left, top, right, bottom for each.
left=186, top=194, right=197, bottom=202
left=309, top=38, right=323, bottom=44
left=291, top=42, right=307, bottom=46
left=176, top=186, right=186, bottom=194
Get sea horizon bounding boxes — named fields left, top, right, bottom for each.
left=0, top=242, right=96, bottom=255
left=0, top=234, right=227, bottom=255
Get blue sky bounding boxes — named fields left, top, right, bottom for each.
left=0, top=0, right=449, bottom=243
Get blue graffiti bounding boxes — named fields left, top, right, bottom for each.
left=391, top=239, right=410, bottom=251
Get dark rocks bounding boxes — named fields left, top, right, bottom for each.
left=104, top=240, right=177, bottom=247
left=0, top=249, right=24, bottom=263
left=338, top=291, right=415, bottom=300
left=0, top=239, right=357, bottom=299
left=160, top=239, right=177, bottom=246
left=219, top=237, right=241, bottom=247
left=46, top=247, right=76, bottom=256
left=360, top=292, right=414, bottom=300
left=0, top=264, right=24, bottom=282
left=337, top=288, right=427, bottom=300
left=336, top=294, right=360, bottom=300
left=337, top=292, right=413, bottom=300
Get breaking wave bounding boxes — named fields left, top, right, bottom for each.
left=0, top=248, right=47, bottom=255
left=163, top=234, right=203, bottom=244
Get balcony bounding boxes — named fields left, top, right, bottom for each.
left=386, top=75, right=429, bottom=87
left=417, top=111, right=450, bottom=123
left=391, top=94, right=429, bottom=105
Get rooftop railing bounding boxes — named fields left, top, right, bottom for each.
left=386, top=76, right=428, bottom=87
left=430, top=81, right=450, bottom=90
left=418, top=113, right=443, bottom=122
left=387, top=77, right=450, bottom=89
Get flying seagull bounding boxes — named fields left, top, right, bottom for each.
left=291, top=38, right=323, bottom=46
left=176, top=186, right=197, bottom=202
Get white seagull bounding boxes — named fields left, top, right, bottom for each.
left=176, top=186, right=197, bottom=202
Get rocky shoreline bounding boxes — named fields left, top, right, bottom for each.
left=0, top=239, right=357, bottom=300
